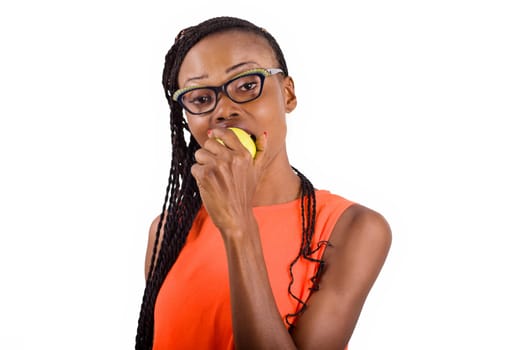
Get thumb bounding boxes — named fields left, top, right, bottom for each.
left=254, top=131, right=268, bottom=161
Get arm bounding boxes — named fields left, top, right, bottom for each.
left=222, top=213, right=298, bottom=349
left=292, top=204, right=392, bottom=349
left=144, top=215, right=164, bottom=280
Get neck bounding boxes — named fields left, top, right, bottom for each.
left=252, top=153, right=302, bottom=207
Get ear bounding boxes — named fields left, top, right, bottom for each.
left=282, top=76, right=297, bottom=113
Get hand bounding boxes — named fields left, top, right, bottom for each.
left=191, top=128, right=267, bottom=234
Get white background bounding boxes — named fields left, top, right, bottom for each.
left=1, top=0, right=523, bottom=349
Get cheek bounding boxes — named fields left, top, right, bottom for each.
left=252, top=97, right=288, bottom=142
left=187, top=117, right=209, bottom=147
left=256, top=87, right=287, bottom=120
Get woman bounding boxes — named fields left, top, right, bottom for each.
left=136, top=16, right=391, bottom=350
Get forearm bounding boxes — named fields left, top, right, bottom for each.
left=222, top=217, right=297, bottom=350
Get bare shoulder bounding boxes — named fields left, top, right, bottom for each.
left=144, top=214, right=166, bottom=280
left=325, top=203, right=392, bottom=287
left=331, top=203, right=392, bottom=251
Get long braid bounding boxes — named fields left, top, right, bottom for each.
left=135, top=33, right=202, bottom=349
left=135, top=17, right=323, bottom=349
left=285, top=167, right=330, bottom=331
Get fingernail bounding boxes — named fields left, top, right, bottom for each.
left=207, top=129, right=212, bottom=136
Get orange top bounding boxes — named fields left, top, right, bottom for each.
left=153, top=190, right=354, bottom=349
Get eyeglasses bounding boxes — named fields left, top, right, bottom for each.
left=172, top=68, right=284, bottom=115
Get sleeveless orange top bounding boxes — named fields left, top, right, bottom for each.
left=153, top=190, right=354, bottom=349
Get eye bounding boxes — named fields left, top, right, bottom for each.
left=229, top=74, right=262, bottom=99
left=239, top=80, right=258, bottom=91
left=235, top=75, right=260, bottom=90
left=188, top=95, right=211, bottom=105
left=183, top=88, right=215, bottom=106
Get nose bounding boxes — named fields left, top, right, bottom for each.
left=212, top=93, right=240, bottom=123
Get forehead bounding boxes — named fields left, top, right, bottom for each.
left=177, top=30, right=277, bottom=85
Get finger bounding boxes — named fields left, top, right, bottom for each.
left=254, top=131, right=268, bottom=160
left=211, top=128, right=242, bottom=150
left=194, top=147, right=216, bottom=165
left=202, top=137, right=226, bottom=156
left=191, top=162, right=201, bottom=179
left=191, top=162, right=215, bottom=189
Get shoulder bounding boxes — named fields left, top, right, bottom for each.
left=312, top=189, right=391, bottom=247
left=144, top=213, right=166, bottom=279
left=313, top=190, right=356, bottom=229
left=335, top=203, right=391, bottom=244
left=315, top=189, right=353, bottom=207
left=328, top=203, right=392, bottom=266
left=314, top=191, right=390, bottom=244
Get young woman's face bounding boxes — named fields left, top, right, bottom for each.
left=177, top=30, right=296, bottom=157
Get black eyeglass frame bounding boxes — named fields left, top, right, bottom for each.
left=172, top=68, right=284, bottom=115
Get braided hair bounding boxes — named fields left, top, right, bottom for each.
left=135, top=16, right=322, bottom=349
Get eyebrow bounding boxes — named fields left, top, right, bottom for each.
left=183, top=61, right=259, bottom=86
